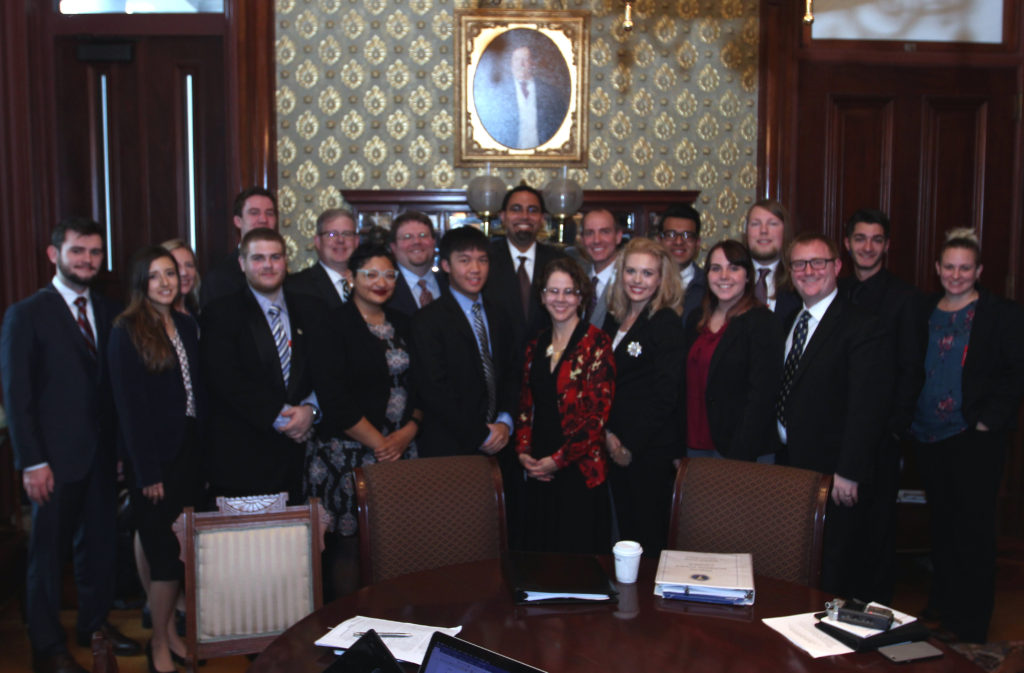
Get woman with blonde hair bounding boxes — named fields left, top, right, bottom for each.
left=602, top=237, right=686, bottom=552
left=160, top=238, right=201, bottom=316
left=910, top=228, right=1024, bottom=643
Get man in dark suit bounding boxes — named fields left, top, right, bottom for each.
left=837, top=208, right=922, bottom=602
left=1, top=218, right=139, bottom=673
left=656, top=203, right=706, bottom=326
left=411, top=226, right=520, bottom=537
left=577, top=208, right=623, bottom=328
left=386, top=210, right=448, bottom=316
left=746, top=199, right=801, bottom=323
left=200, top=186, right=278, bottom=308
left=285, top=208, right=357, bottom=308
left=483, top=185, right=566, bottom=365
left=201, top=229, right=323, bottom=503
left=776, top=232, right=892, bottom=598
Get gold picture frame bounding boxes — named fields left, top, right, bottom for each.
left=455, top=9, right=589, bottom=167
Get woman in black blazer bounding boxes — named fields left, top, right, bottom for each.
left=108, top=246, right=203, bottom=673
left=603, top=237, right=686, bottom=553
left=910, top=229, right=1024, bottom=643
left=307, top=243, right=422, bottom=598
left=684, top=240, right=783, bottom=461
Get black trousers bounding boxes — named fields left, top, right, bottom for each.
left=916, top=428, right=1007, bottom=643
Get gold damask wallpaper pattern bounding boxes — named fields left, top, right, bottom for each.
left=275, top=0, right=759, bottom=268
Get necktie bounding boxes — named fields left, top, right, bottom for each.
left=755, top=267, right=770, bottom=305
left=585, top=275, right=599, bottom=320
left=776, top=310, right=810, bottom=427
left=520, top=81, right=529, bottom=99
left=337, top=277, right=350, bottom=302
left=472, top=303, right=497, bottom=423
left=74, top=296, right=97, bottom=356
left=417, top=278, right=433, bottom=308
left=268, top=305, right=291, bottom=387
left=517, top=256, right=531, bottom=321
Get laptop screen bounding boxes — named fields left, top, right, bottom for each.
left=420, top=632, right=546, bottom=673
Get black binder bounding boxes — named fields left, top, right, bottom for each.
left=503, top=551, right=617, bottom=605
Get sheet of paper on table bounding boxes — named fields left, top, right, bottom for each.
left=315, top=615, right=462, bottom=665
left=762, top=613, right=855, bottom=658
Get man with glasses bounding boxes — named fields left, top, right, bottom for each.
left=776, top=232, right=891, bottom=598
left=286, top=208, right=359, bottom=308
left=656, top=203, right=706, bottom=325
left=387, top=211, right=448, bottom=315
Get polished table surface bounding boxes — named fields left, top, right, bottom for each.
left=248, top=556, right=977, bottom=673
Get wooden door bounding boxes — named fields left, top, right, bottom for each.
left=792, top=62, right=1018, bottom=295
left=53, top=35, right=228, bottom=292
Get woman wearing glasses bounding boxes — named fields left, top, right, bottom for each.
left=306, top=242, right=421, bottom=597
left=910, top=229, right=1024, bottom=643
left=603, top=237, right=686, bottom=553
left=684, top=240, right=783, bottom=461
left=515, top=257, right=615, bottom=553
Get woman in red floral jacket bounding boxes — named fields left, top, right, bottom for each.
left=515, top=257, right=616, bottom=554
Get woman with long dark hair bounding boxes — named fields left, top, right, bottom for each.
left=108, top=246, right=203, bottom=673
left=684, top=240, right=783, bottom=461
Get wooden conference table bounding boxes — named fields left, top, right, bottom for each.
left=249, top=557, right=976, bottom=673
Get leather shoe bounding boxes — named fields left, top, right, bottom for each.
left=77, top=621, right=143, bottom=656
left=32, top=652, right=88, bottom=673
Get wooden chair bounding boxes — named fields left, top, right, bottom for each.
left=91, top=630, right=117, bottom=673
left=173, top=493, right=329, bottom=670
left=355, top=456, right=507, bottom=585
left=668, top=457, right=831, bottom=587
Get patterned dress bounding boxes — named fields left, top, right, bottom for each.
left=304, top=319, right=417, bottom=535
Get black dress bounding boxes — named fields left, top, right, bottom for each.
left=520, top=323, right=611, bottom=555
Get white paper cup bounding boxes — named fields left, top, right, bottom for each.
left=612, top=540, right=643, bottom=584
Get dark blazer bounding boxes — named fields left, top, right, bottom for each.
left=387, top=268, right=449, bottom=317
left=285, top=262, right=346, bottom=309
left=681, top=265, right=707, bottom=328
left=314, top=301, right=416, bottom=438
left=774, top=288, right=802, bottom=325
left=1, top=285, right=119, bottom=480
left=107, top=312, right=205, bottom=488
left=839, top=269, right=923, bottom=436
left=779, top=294, right=892, bottom=483
left=483, top=238, right=566, bottom=364
left=411, top=292, right=518, bottom=456
left=915, top=288, right=1024, bottom=435
left=199, top=250, right=245, bottom=309
left=603, top=307, right=686, bottom=455
left=685, top=306, right=784, bottom=460
left=200, top=286, right=324, bottom=498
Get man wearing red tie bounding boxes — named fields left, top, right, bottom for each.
left=1, top=218, right=139, bottom=673
left=387, top=211, right=448, bottom=316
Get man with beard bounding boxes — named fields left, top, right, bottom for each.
left=838, top=208, right=922, bottom=602
left=386, top=210, right=448, bottom=315
left=656, top=203, right=706, bottom=326
left=483, top=185, right=566, bottom=364
left=1, top=218, right=140, bottom=673
left=286, top=208, right=358, bottom=308
left=201, top=229, right=323, bottom=502
left=200, top=186, right=278, bottom=308
left=745, top=199, right=801, bottom=323
left=577, top=208, right=623, bottom=327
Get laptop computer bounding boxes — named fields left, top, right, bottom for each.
left=420, top=631, right=547, bottom=673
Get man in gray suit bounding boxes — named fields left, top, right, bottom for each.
left=577, top=208, right=623, bottom=327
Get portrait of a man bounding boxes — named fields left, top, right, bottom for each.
left=472, top=28, right=571, bottom=150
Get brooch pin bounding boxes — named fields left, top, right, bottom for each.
left=545, top=344, right=554, bottom=357
left=627, top=341, right=642, bottom=357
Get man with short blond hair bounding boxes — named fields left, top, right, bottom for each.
left=577, top=208, right=623, bottom=327
left=286, top=208, right=358, bottom=308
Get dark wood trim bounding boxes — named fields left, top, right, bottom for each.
left=225, top=0, right=275, bottom=195
left=758, top=0, right=800, bottom=203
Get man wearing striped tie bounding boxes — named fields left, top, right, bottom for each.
left=2, top=218, right=140, bottom=673
left=201, top=228, right=324, bottom=503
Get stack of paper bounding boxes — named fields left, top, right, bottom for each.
left=314, top=616, right=461, bottom=665
left=653, top=550, right=755, bottom=606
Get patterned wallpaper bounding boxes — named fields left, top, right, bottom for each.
left=275, top=0, right=760, bottom=268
